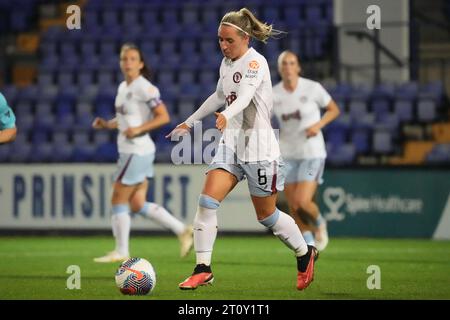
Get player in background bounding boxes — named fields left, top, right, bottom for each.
left=167, top=8, right=317, bottom=291
left=272, top=51, right=340, bottom=251
left=92, top=43, right=193, bottom=263
left=0, top=92, right=17, bottom=144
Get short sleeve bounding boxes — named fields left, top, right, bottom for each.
left=314, top=83, right=332, bottom=108
left=143, top=85, right=162, bottom=109
left=0, top=105, right=16, bottom=129
left=240, top=56, right=266, bottom=88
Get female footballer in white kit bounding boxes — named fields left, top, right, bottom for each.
left=273, top=51, right=340, bottom=251
left=167, top=8, right=316, bottom=291
left=92, top=44, right=193, bottom=263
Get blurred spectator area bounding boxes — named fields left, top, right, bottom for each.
left=0, top=0, right=449, bottom=166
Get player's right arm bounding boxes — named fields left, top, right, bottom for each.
left=166, top=66, right=225, bottom=138
left=92, top=117, right=118, bottom=130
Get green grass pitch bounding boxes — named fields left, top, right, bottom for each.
left=0, top=235, right=449, bottom=300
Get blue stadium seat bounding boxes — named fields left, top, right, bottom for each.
left=425, top=143, right=450, bottom=164
left=31, top=131, right=48, bottom=144
left=37, top=71, right=53, bottom=87
left=72, top=144, right=96, bottom=162
left=283, top=4, right=303, bottom=28
left=72, top=130, right=90, bottom=145
left=93, top=142, right=118, bottom=162
left=181, top=6, right=199, bottom=25
left=371, top=98, right=391, bottom=118
left=324, top=127, right=346, bottom=149
left=375, top=112, right=399, bottom=133
left=327, top=143, right=356, bottom=165
left=177, top=98, right=197, bottom=120
left=83, top=9, right=99, bottom=29
left=52, top=130, right=71, bottom=144
left=0, top=143, right=11, bottom=162
left=122, top=9, right=139, bottom=27
left=348, top=100, right=368, bottom=119
left=40, top=40, right=58, bottom=57
left=178, top=69, right=195, bottom=85
left=29, top=143, right=53, bottom=163
left=9, top=142, right=32, bottom=162
left=417, top=99, right=437, bottom=122
left=180, top=40, right=197, bottom=56
left=57, top=71, right=75, bottom=87
left=351, top=128, right=370, bottom=153
left=419, top=81, right=444, bottom=101
left=372, top=130, right=393, bottom=154
left=52, top=142, right=74, bottom=162
left=102, top=9, right=119, bottom=27
left=93, top=131, right=111, bottom=145
left=18, top=85, right=38, bottom=102
left=352, top=112, right=375, bottom=130
left=393, top=100, right=414, bottom=123
left=15, top=113, right=34, bottom=131
left=141, top=9, right=159, bottom=30
left=0, top=85, right=18, bottom=102
left=81, top=41, right=97, bottom=58
left=395, top=82, right=418, bottom=101
left=263, top=6, right=281, bottom=23
left=14, top=100, right=34, bottom=117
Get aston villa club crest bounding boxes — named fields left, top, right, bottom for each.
left=233, top=72, right=242, bottom=83
left=300, top=96, right=308, bottom=103
left=126, top=92, right=133, bottom=100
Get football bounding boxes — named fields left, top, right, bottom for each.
left=115, top=258, right=156, bottom=295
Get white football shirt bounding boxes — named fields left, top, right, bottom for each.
left=114, top=75, right=161, bottom=155
left=272, top=77, right=331, bottom=159
left=218, top=47, right=280, bottom=162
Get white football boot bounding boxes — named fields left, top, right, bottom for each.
left=314, top=220, right=329, bottom=252
left=93, top=251, right=130, bottom=263
left=178, top=225, right=194, bottom=258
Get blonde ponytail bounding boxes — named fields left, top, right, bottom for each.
left=220, top=8, right=285, bottom=44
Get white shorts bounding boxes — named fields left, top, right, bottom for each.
left=207, top=144, right=285, bottom=197
left=114, top=153, right=155, bottom=185
left=284, top=158, right=325, bottom=185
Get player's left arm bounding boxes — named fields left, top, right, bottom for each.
left=306, top=99, right=340, bottom=138
left=0, top=127, right=17, bottom=144
left=124, top=103, right=170, bottom=139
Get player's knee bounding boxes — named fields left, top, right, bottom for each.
left=130, top=201, right=147, bottom=215
left=112, top=204, right=129, bottom=215
left=194, top=194, right=220, bottom=226
left=198, top=194, right=220, bottom=210
left=258, top=208, right=281, bottom=228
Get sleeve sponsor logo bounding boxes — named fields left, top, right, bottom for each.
left=248, top=60, right=260, bottom=69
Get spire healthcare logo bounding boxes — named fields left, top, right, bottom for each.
left=322, top=186, right=424, bottom=221
left=323, top=187, right=346, bottom=221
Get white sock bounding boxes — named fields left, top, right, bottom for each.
left=136, top=202, right=185, bottom=235
left=194, top=194, right=220, bottom=266
left=111, top=204, right=130, bottom=256
left=259, top=208, right=308, bottom=257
